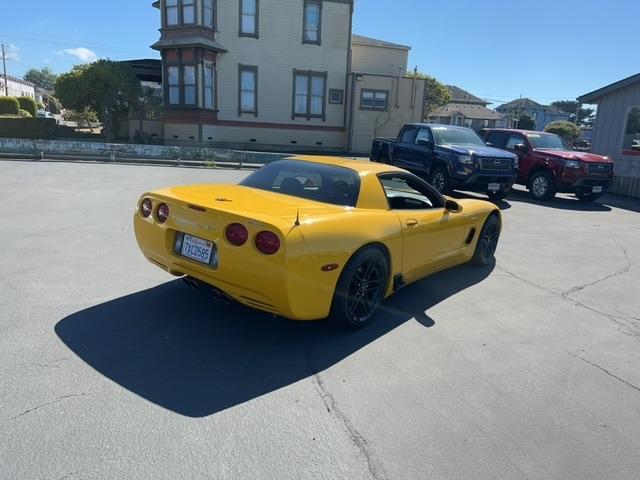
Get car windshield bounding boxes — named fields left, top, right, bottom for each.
left=431, top=127, right=486, bottom=148
left=240, top=160, right=361, bottom=207
left=526, top=132, right=572, bottom=150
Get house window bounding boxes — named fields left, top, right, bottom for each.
left=240, top=0, right=258, bottom=37
left=623, top=106, right=640, bottom=152
left=204, top=65, right=215, bottom=109
left=166, top=0, right=179, bottom=25
left=329, top=89, right=343, bottom=105
left=303, top=1, right=321, bottom=44
left=239, top=65, right=257, bottom=115
left=293, top=71, right=326, bottom=118
left=204, top=0, right=215, bottom=28
left=167, top=66, right=180, bottom=104
left=182, top=0, right=195, bottom=23
left=183, top=65, right=196, bottom=105
left=360, top=89, right=388, bottom=110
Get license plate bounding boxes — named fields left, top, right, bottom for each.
left=488, top=183, right=501, bottom=192
left=180, top=234, right=213, bottom=264
left=592, top=186, right=603, bottom=193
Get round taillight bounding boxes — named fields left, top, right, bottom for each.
left=226, top=223, right=248, bottom=246
left=157, top=203, right=170, bottom=223
left=140, top=198, right=153, bottom=218
left=255, top=231, right=280, bottom=255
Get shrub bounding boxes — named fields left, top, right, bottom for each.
left=0, top=96, right=20, bottom=115
left=545, top=121, right=582, bottom=144
left=17, top=96, right=38, bottom=117
left=18, top=109, right=33, bottom=118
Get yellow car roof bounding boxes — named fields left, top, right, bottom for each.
left=290, top=155, right=405, bottom=176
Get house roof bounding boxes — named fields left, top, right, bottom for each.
left=351, top=34, right=411, bottom=51
left=429, top=103, right=507, bottom=121
left=496, top=98, right=546, bottom=110
left=578, top=72, right=640, bottom=104
left=0, top=74, right=35, bottom=88
left=447, top=85, right=487, bottom=105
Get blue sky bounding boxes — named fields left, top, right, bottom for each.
left=1, top=0, right=638, bottom=107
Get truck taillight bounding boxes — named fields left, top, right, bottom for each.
left=255, top=231, right=280, bottom=255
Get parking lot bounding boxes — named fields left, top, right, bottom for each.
left=1, top=159, right=639, bottom=480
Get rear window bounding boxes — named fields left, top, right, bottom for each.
left=240, top=160, right=361, bottom=207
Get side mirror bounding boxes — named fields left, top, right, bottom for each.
left=445, top=199, right=462, bottom=213
left=514, top=143, right=528, bottom=152
left=485, top=142, right=493, bottom=147
left=417, top=139, right=434, bottom=150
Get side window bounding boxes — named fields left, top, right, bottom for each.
left=505, top=134, right=525, bottom=150
left=414, top=128, right=433, bottom=144
left=487, top=131, right=507, bottom=148
left=400, top=127, right=417, bottom=144
left=379, top=175, right=443, bottom=210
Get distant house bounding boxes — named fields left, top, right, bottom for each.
left=428, top=86, right=511, bottom=131
left=579, top=72, right=640, bottom=198
left=495, top=98, right=570, bottom=131
left=0, top=74, right=35, bottom=99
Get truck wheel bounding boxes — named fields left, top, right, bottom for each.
left=471, top=214, right=500, bottom=266
left=575, top=191, right=603, bottom=202
left=529, top=171, right=556, bottom=201
left=429, top=166, right=450, bottom=194
left=329, top=247, right=389, bottom=329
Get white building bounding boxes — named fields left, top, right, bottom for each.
left=0, top=74, right=36, bottom=99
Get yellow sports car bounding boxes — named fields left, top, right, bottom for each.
left=134, top=156, right=501, bottom=328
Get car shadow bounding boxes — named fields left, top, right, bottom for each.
left=505, top=188, right=613, bottom=212
left=55, top=262, right=494, bottom=417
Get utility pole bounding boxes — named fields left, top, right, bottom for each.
left=1, top=44, right=9, bottom=96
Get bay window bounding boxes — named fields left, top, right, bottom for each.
left=182, top=0, right=195, bottom=24
left=204, top=0, right=215, bottom=28
left=167, top=66, right=180, bottom=104
left=293, top=71, right=326, bottom=118
left=183, top=66, right=196, bottom=105
left=166, top=0, right=179, bottom=26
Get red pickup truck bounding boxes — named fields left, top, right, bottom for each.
left=479, top=129, right=614, bottom=202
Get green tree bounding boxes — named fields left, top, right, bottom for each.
left=407, top=71, right=451, bottom=119
left=515, top=113, right=536, bottom=130
left=55, top=60, right=140, bottom=141
left=24, top=66, right=58, bottom=91
left=550, top=100, right=595, bottom=126
left=545, top=120, right=582, bottom=144
left=64, top=107, right=99, bottom=132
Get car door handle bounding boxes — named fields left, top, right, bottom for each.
left=406, top=218, right=418, bottom=227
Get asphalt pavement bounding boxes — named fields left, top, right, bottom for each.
left=1, top=159, right=639, bottom=480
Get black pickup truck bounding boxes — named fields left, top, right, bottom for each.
left=371, top=123, right=518, bottom=200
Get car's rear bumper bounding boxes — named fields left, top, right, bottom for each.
left=133, top=213, right=332, bottom=321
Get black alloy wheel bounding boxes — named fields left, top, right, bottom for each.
left=472, top=215, right=500, bottom=266
left=330, top=248, right=389, bottom=329
left=429, top=166, right=450, bottom=194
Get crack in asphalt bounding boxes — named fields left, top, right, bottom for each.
left=8, top=394, right=88, bottom=421
left=562, top=240, right=632, bottom=296
left=568, top=352, right=640, bottom=394
left=305, top=351, right=387, bottom=480
left=55, top=470, right=86, bottom=480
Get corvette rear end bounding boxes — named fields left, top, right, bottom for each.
left=134, top=184, right=341, bottom=320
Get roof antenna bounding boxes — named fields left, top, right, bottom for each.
left=294, top=208, right=300, bottom=227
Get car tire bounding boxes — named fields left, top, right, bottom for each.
left=471, top=214, right=500, bottom=266
left=528, top=170, right=556, bottom=201
left=575, top=191, right=603, bottom=202
left=328, top=247, right=389, bottom=329
left=429, top=166, right=450, bottom=194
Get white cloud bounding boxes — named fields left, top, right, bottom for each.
left=3, top=44, right=20, bottom=61
left=56, top=47, right=97, bottom=63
